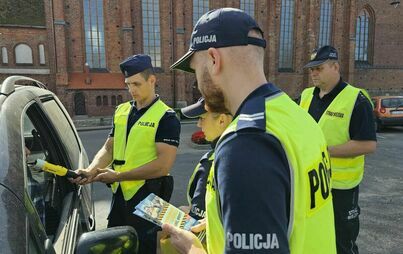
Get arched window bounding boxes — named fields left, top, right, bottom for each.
left=318, top=0, right=332, bottom=47
left=15, top=44, right=33, bottom=64
left=117, top=95, right=123, bottom=104
left=240, top=0, right=255, bottom=18
left=111, top=95, right=116, bottom=106
left=279, top=0, right=295, bottom=71
left=74, top=92, right=87, bottom=115
left=142, top=0, right=161, bottom=67
left=38, top=44, right=46, bottom=65
left=102, top=95, right=108, bottom=106
left=83, top=0, right=106, bottom=68
left=1, top=47, right=8, bottom=64
left=193, top=0, right=209, bottom=26
left=355, top=9, right=372, bottom=64
left=96, top=96, right=102, bottom=106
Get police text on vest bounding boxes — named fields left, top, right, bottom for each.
left=226, top=232, right=279, bottom=250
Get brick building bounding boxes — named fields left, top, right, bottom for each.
left=1, top=0, right=402, bottom=117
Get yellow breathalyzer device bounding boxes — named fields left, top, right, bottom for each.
left=33, top=159, right=81, bottom=179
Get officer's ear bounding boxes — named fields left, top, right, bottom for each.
left=147, top=74, right=156, bottom=86
left=207, top=48, right=221, bottom=75
left=332, top=61, right=340, bottom=72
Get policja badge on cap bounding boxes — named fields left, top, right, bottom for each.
left=304, top=45, right=338, bottom=68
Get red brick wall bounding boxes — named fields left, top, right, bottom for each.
left=2, top=0, right=403, bottom=117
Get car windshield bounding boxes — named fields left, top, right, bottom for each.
left=381, top=98, right=403, bottom=108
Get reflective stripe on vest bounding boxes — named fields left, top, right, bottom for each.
left=206, top=92, right=336, bottom=253
left=300, top=84, right=364, bottom=189
left=111, top=99, right=171, bottom=201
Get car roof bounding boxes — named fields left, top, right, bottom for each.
left=0, top=76, right=52, bottom=107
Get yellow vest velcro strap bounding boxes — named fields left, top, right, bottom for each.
left=113, top=160, right=126, bottom=165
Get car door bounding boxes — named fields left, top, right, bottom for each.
left=22, top=96, right=93, bottom=254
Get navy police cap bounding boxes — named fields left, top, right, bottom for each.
left=170, top=8, right=266, bottom=73
left=120, top=54, right=153, bottom=78
left=304, top=45, right=339, bottom=68
left=181, top=98, right=206, bottom=118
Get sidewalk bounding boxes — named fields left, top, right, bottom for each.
left=73, top=115, right=197, bottom=131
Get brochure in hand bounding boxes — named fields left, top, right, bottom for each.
left=134, top=193, right=200, bottom=231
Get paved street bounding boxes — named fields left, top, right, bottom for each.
left=79, top=124, right=403, bottom=254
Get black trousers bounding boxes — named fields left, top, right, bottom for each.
left=107, top=176, right=173, bottom=254
left=332, top=186, right=360, bottom=254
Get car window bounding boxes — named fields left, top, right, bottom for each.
left=24, top=115, right=48, bottom=227
left=23, top=103, right=76, bottom=241
left=381, top=98, right=403, bottom=108
left=41, top=99, right=81, bottom=169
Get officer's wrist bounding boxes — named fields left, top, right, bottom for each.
left=115, top=171, right=123, bottom=182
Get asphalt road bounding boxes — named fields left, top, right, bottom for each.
left=78, top=124, right=403, bottom=254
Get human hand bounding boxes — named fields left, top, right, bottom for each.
left=68, top=168, right=98, bottom=185
left=191, top=218, right=206, bottom=233
left=92, top=168, right=119, bottom=184
left=179, top=205, right=191, bottom=214
left=162, top=224, right=206, bottom=254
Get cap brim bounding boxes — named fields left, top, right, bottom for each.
left=170, top=50, right=195, bottom=73
left=180, top=100, right=206, bottom=118
left=303, top=59, right=328, bottom=69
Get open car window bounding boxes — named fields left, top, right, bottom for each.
left=22, top=102, right=76, bottom=241
left=41, top=99, right=81, bottom=168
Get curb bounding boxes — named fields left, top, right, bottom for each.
left=76, top=125, right=112, bottom=132
left=180, top=119, right=198, bottom=125
left=75, top=119, right=198, bottom=132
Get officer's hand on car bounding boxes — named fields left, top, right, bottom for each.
left=92, top=167, right=119, bottom=184
left=162, top=224, right=206, bottom=254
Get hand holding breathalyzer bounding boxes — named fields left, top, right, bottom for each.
left=32, top=159, right=85, bottom=179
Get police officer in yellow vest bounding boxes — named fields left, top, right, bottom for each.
left=299, top=45, right=377, bottom=254
left=72, top=54, right=181, bottom=253
left=162, top=8, right=336, bottom=254
left=180, top=98, right=232, bottom=221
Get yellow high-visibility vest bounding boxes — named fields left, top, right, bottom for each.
left=300, top=84, right=364, bottom=189
left=111, top=99, right=171, bottom=201
left=206, top=91, right=336, bottom=253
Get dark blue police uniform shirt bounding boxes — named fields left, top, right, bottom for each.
left=303, top=79, right=376, bottom=141
left=109, top=96, right=180, bottom=147
left=215, top=84, right=290, bottom=253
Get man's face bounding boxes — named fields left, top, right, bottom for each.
left=309, top=61, right=339, bottom=89
left=125, top=73, right=153, bottom=102
left=190, top=52, right=227, bottom=113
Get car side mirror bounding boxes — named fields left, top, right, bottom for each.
left=75, top=226, right=138, bottom=254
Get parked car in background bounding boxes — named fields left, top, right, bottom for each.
left=0, top=76, right=138, bottom=254
left=372, top=95, right=403, bottom=132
